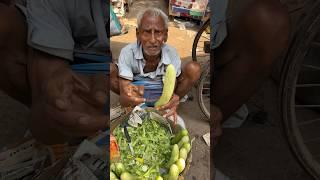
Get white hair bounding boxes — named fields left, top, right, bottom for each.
left=136, top=7, right=168, bottom=29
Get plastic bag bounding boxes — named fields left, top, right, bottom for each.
left=110, top=5, right=122, bottom=36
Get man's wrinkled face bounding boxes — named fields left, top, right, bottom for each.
left=137, top=14, right=168, bottom=57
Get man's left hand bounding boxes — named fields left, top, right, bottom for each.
left=156, top=94, right=180, bottom=124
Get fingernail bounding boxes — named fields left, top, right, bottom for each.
left=78, top=117, right=90, bottom=125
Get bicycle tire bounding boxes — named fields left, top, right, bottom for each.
left=192, top=19, right=210, bottom=63
left=197, top=64, right=210, bottom=120
left=280, top=1, right=320, bottom=178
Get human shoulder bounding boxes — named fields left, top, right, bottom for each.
left=162, top=44, right=179, bottom=55
left=119, top=42, right=138, bottom=55
left=162, top=44, right=181, bottom=64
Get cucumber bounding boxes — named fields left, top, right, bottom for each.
left=179, top=147, right=188, bottom=160
left=115, top=163, right=126, bottom=177
left=171, top=129, right=188, bottom=144
left=168, top=164, right=179, bottom=180
left=111, top=163, right=116, bottom=173
left=166, top=144, right=179, bottom=168
left=155, top=64, right=176, bottom=107
left=110, top=171, right=119, bottom=180
left=156, top=176, right=164, bottom=180
left=182, top=143, right=191, bottom=153
left=176, top=158, right=186, bottom=173
left=120, top=172, right=135, bottom=180
left=177, top=136, right=190, bottom=148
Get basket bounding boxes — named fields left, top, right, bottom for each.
left=110, top=108, right=192, bottom=179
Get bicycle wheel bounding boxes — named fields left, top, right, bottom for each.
left=192, top=19, right=210, bottom=64
left=197, top=64, right=210, bottom=119
left=280, top=1, right=320, bottom=178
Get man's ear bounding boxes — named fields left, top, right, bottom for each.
left=136, top=28, right=139, bottom=38
left=164, top=29, right=168, bottom=42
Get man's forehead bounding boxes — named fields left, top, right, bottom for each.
left=140, top=15, right=165, bottom=29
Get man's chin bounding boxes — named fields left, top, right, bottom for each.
left=144, top=50, right=161, bottom=57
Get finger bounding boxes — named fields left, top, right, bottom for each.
left=174, top=113, right=177, bottom=125
left=137, top=85, right=144, bottom=96
left=163, top=109, right=176, bottom=119
left=125, top=85, right=134, bottom=97
left=158, top=99, right=179, bottom=111
left=47, top=107, right=108, bottom=136
left=129, top=96, right=145, bottom=106
left=46, top=78, right=73, bottom=111
left=61, top=115, right=108, bottom=137
left=72, top=73, right=90, bottom=93
left=71, top=114, right=108, bottom=135
left=73, top=74, right=108, bottom=109
left=130, top=85, right=144, bottom=98
left=90, top=74, right=108, bottom=105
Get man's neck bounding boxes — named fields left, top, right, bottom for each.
left=143, top=51, right=161, bottom=64
left=142, top=50, right=162, bottom=73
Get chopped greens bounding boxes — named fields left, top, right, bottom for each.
left=113, top=118, right=172, bottom=179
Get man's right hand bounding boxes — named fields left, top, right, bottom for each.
left=28, top=50, right=108, bottom=144
left=119, top=79, right=145, bottom=107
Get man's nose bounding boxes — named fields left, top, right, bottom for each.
left=150, top=31, right=156, bottom=43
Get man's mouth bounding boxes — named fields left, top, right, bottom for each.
left=148, top=46, right=158, bottom=51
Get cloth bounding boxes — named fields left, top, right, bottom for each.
left=117, top=42, right=182, bottom=82
left=210, top=0, right=228, bottom=50
left=16, top=0, right=109, bottom=61
left=210, top=0, right=255, bottom=50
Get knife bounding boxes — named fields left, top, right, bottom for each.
left=123, top=124, right=135, bottom=157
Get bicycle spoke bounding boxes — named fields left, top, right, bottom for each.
left=200, top=36, right=210, bottom=40
left=298, top=118, right=320, bottom=126
left=302, top=64, right=320, bottom=71
left=304, top=137, right=320, bottom=143
left=296, top=83, right=320, bottom=87
left=311, top=41, right=320, bottom=48
left=295, top=105, right=320, bottom=108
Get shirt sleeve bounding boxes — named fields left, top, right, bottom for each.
left=26, top=0, right=74, bottom=61
left=167, top=46, right=182, bottom=77
left=118, top=46, right=134, bottom=80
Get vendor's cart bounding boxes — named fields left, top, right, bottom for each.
left=169, top=0, right=210, bottom=22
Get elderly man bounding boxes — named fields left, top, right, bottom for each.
left=0, top=0, right=109, bottom=144
left=111, top=7, right=201, bottom=122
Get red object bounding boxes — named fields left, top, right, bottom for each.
left=110, top=133, right=121, bottom=162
